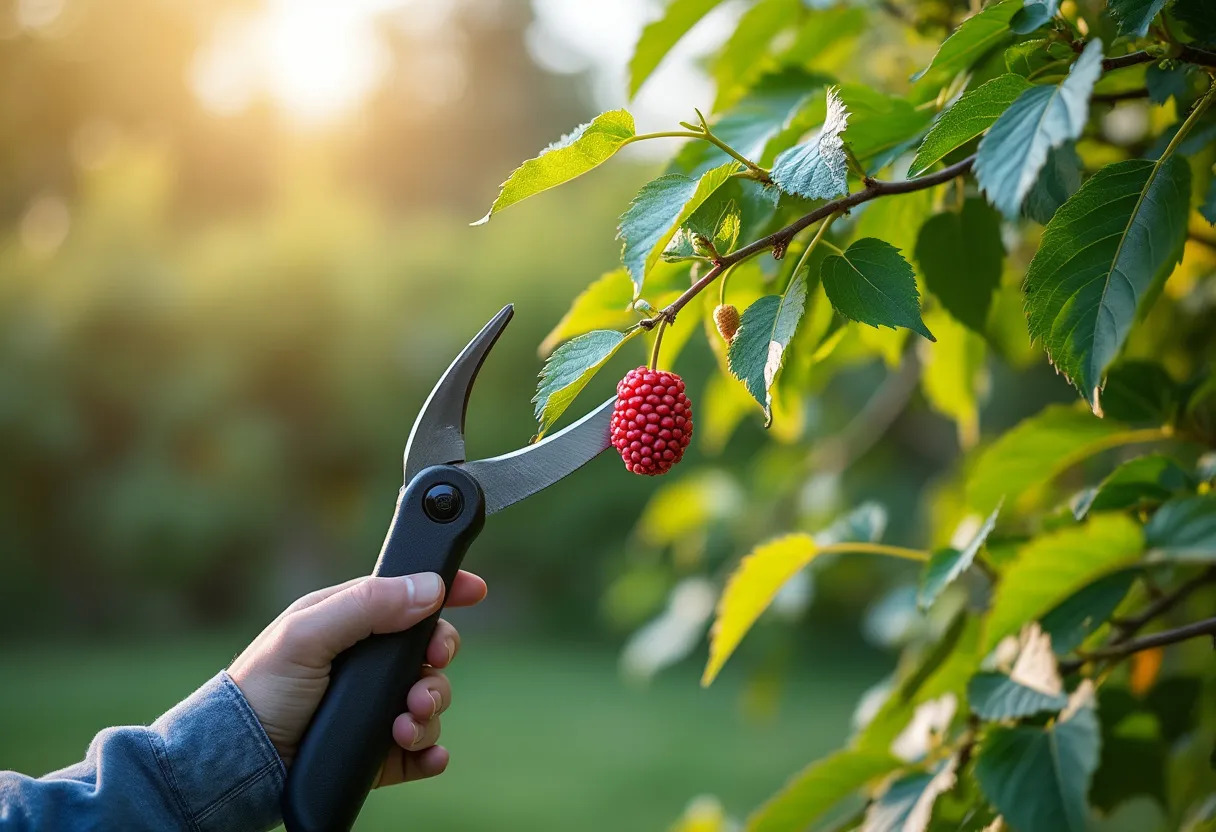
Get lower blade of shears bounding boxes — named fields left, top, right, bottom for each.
left=459, top=398, right=613, bottom=514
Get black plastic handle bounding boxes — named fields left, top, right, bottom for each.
left=282, top=465, right=486, bottom=832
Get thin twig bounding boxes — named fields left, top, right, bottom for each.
left=640, top=156, right=976, bottom=328
left=1076, top=616, right=1216, bottom=663
left=1100, top=51, right=1157, bottom=72
left=1059, top=567, right=1216, bottom=674
left=1112, top=567, right=1216, bottom=642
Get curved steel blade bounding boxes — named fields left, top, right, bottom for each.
left=403, top=304, right=514, bottom=483
left=459, top=398, right=613, bottom=514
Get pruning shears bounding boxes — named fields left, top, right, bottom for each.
left=282, top=304, right=613, bottom=832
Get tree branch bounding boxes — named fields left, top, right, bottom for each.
left=1100, top=51, right=1157, bottom=72
left=640, top=155, right=975, bottom=327
left=1112, top=566, right=1216, bottom=641
left=1059, top=567, right=1216, bottom=674
left=1072, top=616, right=1216, bottom=665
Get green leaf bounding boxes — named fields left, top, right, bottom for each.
left=1012, top=0, right=1061, bottom=33
left=1005, top=38, right=1076, bottom=83
left=628, top=0, right=729, bottom=97
left=1174, top=0, right=1216, bottom=44
left=975, top=694, right=1101, bottom=832
left=1024, top=156, right=1192, bottom=410
left=780, top=5, right=868, bottom=72
left=838, top=86, right=935, bottom=167
left=727, top=273, right=809, bottom=425
left=1109, top=0, right=1170, bottom=38
left=968, top=671, right=1069, bottom=719
left=662, top=192, right=741, bottom=262
left=619, top=163, right=739, bottom=294
left=984, top=514, right=1144, bottom=649
left=1078, top=454, right=1193, bottom=517
left=975, top=39, right=1103, bottom=218
left=533, top=330, right=636, bottom=437
left=540, top=270, right=637, bottom=356
left=966, top=404, right=1129, bottom=514
left=1145, top=494, right=1216, bottom=561
left=474, top=110, right=635, bottom=224
left=918, top=505, right=1000, bottom=610
left=747, top=748, right=903, bottom=832
left=915, top=198, right=1004, bottom=332
left=821, top=239, right=935, bottom=341
left=1040, top=568, right=1138, bottom=654
left=712, top=0, right=801, bottom=109
left=1099, top=361, right=1181, bottom=424
left=1022, top=142, right=1082, bottom=224
left=1145, top=63, right=1194, bottom=105
left=912, top=0, right=1022, bottom=85
left=920, top=309, right=987, bottom=446
left=772, top=87, right=850, bottom=200
left=910, top=74, right=1031, bottom=176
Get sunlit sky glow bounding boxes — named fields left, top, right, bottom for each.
left=189, top=0, right=737, bottom=135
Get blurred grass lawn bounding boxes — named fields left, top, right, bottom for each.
left=0, top=635, right=880, bottom=831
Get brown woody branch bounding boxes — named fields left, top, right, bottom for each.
left=1059, top=567, right=1216, bottom=674
left=1089, top=45, right=1216, bottom=72
left=1071, top=616, right=1216, bottom=665
left=1111, top=567, right=1216, bottom=640
left=639, top=155, right=976, bottom=329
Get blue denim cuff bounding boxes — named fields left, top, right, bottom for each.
left=149, top=671, right=286, bottom=832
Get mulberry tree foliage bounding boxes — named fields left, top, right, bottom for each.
left=477, top=0, right=1216, bottom=829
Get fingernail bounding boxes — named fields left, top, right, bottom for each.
left=429, top=689, right=442, bottom=713
left=408, top=573, right=443, bottom=606
left=411, top=720, right=424, bottom=747
left=444, top=638, right=455, bottom=664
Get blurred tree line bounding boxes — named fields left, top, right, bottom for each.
left=0, top=0, right=663, bottom=634
left=0, top=0, right=1087, bottom=647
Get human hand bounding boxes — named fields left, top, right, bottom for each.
left=228, top=570, right=487, bottom=786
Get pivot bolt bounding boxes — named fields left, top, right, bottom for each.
left=423, top=483, right=463, bottom=523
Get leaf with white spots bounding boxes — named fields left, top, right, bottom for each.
left=771, top=87, right=850, bottom=200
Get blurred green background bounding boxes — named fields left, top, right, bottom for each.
left=0, top=0, right=1076, bottom=829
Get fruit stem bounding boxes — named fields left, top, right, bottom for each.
left=718, top=262, right=736, bottom=306
left=649, top=316, right=669, bottom=370
left=785, top=214, right=838, bottom=292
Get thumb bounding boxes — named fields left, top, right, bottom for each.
left=282, top=573, right=446, bottom=666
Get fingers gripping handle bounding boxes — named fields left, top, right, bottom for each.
left=283, top=466, right=485, bottom=832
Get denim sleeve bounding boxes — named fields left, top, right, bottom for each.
left=0, top=671, right=286, bottom=832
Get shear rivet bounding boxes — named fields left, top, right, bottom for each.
left=423, top=484, right=463, bottom=523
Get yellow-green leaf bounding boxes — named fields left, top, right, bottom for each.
left=984, top=514, right=1144, bottom=649
left=474, top=110, right=636, bottom=224
left=704, top=533, right=820, bottom=685
left=747, top=748, right=903, bottom=832
left=629, top=0, right=730, bottom=98
left=919, top=310, right=987, bottom=448
left=965, top=404, right=1128, bottom=513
